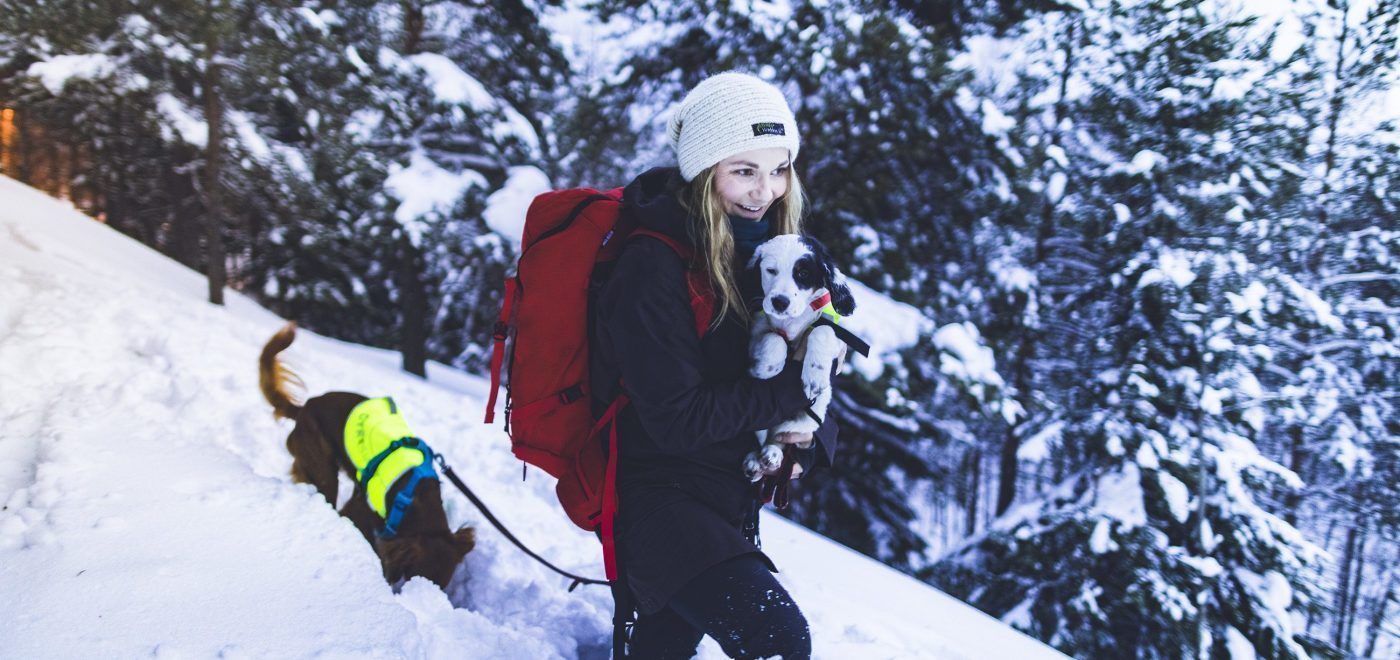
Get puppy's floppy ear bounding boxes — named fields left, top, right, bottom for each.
left=806, top=236, right=857, bottom=316
left=747, top=241, right=768, bottom=270
left=830, top=275, right=856, bottom=317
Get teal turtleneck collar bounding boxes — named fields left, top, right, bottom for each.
left=730, top=214, right=771, bottom=260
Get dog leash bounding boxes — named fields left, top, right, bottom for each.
left=434, top=455, right=609, bottom=590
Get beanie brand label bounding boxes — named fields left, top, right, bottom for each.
left=752, top=122, right=786, bottom=137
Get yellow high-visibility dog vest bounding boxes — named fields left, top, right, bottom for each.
left=343, top=397, right=429, bottom=521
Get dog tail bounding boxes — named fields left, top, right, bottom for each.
left=260, top=322, right=304, bottom=420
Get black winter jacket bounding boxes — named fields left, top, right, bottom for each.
left=590, top=167, right=839, bottom=614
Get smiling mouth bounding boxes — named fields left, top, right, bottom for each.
left=738, top=204, right=763, bottom=214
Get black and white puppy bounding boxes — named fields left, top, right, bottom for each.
left=743, top=234, right=856, bottom=481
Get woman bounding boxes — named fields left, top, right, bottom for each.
left=590, top=72, right=839, bottom=659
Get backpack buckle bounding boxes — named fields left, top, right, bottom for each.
left=492, top=321, right=509, bottom=341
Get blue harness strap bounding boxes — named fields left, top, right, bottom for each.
left=358, top=436, right=439, bottom=539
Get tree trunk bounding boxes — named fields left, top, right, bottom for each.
left=403, top=1, right=424, bottom=55
left=397, top=233, right=428, bottom=377
left=1343, top=523, right=1369, bottom=651
left=49, top=131, right=64, bottom=198
left=106, top=98, right=129, bottom=238
left=964, top=448, right=981, bottom=536
left=169, top=164, right=201, bottom=266
left=1333, top=523, right=1358, bottom=649
left=1, top=106, right=14, bottom=177
left=1284, top=426, right=1305, bottom=525
left=1318, top=1, right=1350, bottom=232
left=996, top=425, right=1020, bottom=516
left=17, top=107, right=34, bottom=183
left=203, top=33, right=227, bottom=306
left=1362, top=545, right=1397, bottom=657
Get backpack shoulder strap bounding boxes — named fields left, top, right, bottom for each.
left=627, top=227, right=692, bottom=259
left=626, top=228, right=714, bottom=336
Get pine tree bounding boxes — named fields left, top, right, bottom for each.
left=931, top=2, right=1336, bottom=656
left=1231, top=1, right=1400, bottom=650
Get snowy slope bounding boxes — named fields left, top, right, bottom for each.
left=0, top=175, right=1063, bottom=659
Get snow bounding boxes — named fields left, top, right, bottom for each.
left=849, top=224, right=881, bottom=265
left=407, top=53, right=497, bottom=112
left=952, top=35, right=1028, bottom=99
left=0, top=175, right=1064, bottom=659
left=1126, top=149, right=1166, bottom=175
left=992, top=256, right=1036, bottom=293
left=1234, top=570, right=1306, bottom=658
left=979, top=99, right=1015, bottom=136
left=1135, top=441, right=1160, bottom=469
left=1225, top=627, right=1257, bottom=659
left=155, top=92, right=208, bottom=149
left=1329, top=436, right=1367, bottom=473
left=483, top=166, right=552, bottom=248
left=932, top=322, right=1005, bottom=394
left=1018, top=421, right=1063, bottom=462
left=296, top=7, right=341, bottom=35
left=1091, top=463, right=1147, bottom=529
left=540, top=2, right=669, bottom=85
left=1225, top=280, right=1268, bottom=316
left=1088, top=519, right=1116, bottom=554
left=1282, top=277, right=1345, bottom=332
left=345, top=46, right=372, bottom=75
left=1045, top=171, right=1067, bottom=203
left=1157, top=471, right=1191, bottom=524
left=384, top=150, right=487, bottom=244
left=25, top=54, right=117, bottom=95
left=1201, top=385, right=1227, bottom=415
left=228, top=109, right=271, bottom=162
left=1178, top=554, right=1223, bottom=579
left=1137, top=249, right=1198, bottom=290
left=842, top=279, right=932, bottom=381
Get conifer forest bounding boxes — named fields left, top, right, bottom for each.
left=2, top=1, right=1396, bottom=657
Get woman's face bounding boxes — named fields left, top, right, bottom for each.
left=712, top=147, right=791, bottom=222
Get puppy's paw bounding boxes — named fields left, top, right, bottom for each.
left=743, top=451, right=767, bottom=482
left=749, top=334, right=787, bottom=379
left=751, top=360, right=784, bottom=380
left=773, top=416, right=818, bottom=436
left=801, top=360, right=831, bottom=401
left=760, top=443, right=786, bottom=472
left=801, top=329, right=839, bottom=399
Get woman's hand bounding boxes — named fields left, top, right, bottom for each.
left=774, top=432, right=813, bottom=449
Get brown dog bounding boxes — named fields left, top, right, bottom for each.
left=259, top=323, right=474, bottom=589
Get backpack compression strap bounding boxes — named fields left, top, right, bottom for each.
left=589, top=393, right=630, bottom=582
left=484, top=278, right=515, bottom=424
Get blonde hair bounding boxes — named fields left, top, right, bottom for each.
left=681, top=165, right=805, bottom=327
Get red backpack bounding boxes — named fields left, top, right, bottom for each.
left=483, top=187, right=713, bottom=581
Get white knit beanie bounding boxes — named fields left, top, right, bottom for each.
left=667, top=71, right=801, bottom=182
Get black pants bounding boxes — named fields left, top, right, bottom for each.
left=627, top=553, right=811, bottom=659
